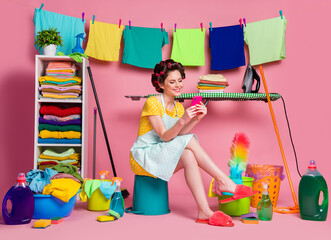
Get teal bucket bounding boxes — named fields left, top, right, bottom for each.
left=125, top=175, right=170, bottom=215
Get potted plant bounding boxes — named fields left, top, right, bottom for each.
left=35, top=27, right=63, bottom=56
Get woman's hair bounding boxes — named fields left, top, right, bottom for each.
left=151, top=59, right=185, bottom=93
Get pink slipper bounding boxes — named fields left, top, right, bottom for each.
left=196, top=211, right=234, bottom=227
left=219, top=185, right=257, bottom=204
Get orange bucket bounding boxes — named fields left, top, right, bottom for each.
left=245, top=164, right=284, bottom=208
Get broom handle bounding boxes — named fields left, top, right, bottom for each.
left=259, top=65, right=298, bottom=207
left=87, top=66, right=117, bottom=177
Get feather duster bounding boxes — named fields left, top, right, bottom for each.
left=228, top=132, right=250, bottom=180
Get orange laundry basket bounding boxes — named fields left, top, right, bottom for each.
left=245, top=164, right=285, bottom=208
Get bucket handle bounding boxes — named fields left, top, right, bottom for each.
left=2, top=195, right=13, bottom=218
left=124, top=207, right=144, bottom=215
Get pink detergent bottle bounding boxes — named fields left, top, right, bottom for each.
left=2, top=173, right=34, bottom=225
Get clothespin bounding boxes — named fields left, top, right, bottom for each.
left=239, top=18, right=242, bottom=27
left=129, top=20, right=131, bottom=30
left=174, top=23, right=177, bottom=32
left=243, top=18, right=246, bottom=27
left=92, top=15, right=95, bottom=24
left=82, top=12, right=85, bottom=22
left=39, top=3, right=44, bottom=10
left=119, top=19, right=121, bottom=28
left=279, top=10, right=283, bottom=19
left=161, top=23, right=163, bottom=32
left=200, top=22, right=203, bottom=32
left=209, top=22, right=212, bottom=31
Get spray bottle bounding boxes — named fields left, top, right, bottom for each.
left=257, top=183, right=273, bottom=221
left=2, top=173, right=34, bottom=225
left=109, top=177, right=124, bottom=217
left=72, top=33, right=86, bottom=54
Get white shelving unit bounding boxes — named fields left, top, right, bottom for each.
left=34, top=55, right=88, bottom=178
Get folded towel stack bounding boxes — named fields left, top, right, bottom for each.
left=37, top=148, right=81, bottom=170
left=39, top=62, right=82, bottom=99
left=197, top=74, right=229, bottom=93
left=38, top=104, right=82, bottom=144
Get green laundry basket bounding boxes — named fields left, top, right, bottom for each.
left=218, top=177, right=254, bottom=216
left=125, top=175, right=170, bottom=215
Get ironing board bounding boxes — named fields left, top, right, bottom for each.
left=125, top=92, right=281, bottom=103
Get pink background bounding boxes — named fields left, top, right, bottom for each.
left=0, top=0, right=330, bottom=236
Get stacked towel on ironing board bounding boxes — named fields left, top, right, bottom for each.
left=38, top=104, right=82, bottom=144
left=197, top=74, right=229, bottom=93
left=39, top=62, right=82, bottom=99
left=37, top=148, right=81, bottom=171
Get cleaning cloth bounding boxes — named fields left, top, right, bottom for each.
left=26, top=168, right=58, bottom=193
left=43, top=178, right=81, bottom=202
left=171, top=28, right=205, bottom=66
left=122, top=26, right=169, bottom=68
left=99, top=181, right=116, bottom=200
left=84, top=179, right=101, bottom=199
left=85, top=21, right=125, bottom=61
left=33, top=8, right=85, bottom=55
left=244, top=16, right=287, bottom=66
left=209, top=25, right=245, bottom=70
left=50, top=163, right=83, bottom=183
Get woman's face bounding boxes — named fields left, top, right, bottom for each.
left=159, top=70, right=183, bottom=97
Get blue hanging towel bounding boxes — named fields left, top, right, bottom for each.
left=209, top=25, right=245, bottom=70
left=33, top=8, right=85, bottom=55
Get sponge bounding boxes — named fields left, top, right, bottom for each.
left=108, top=209, right=120, bottom=219
left=34, top=219, right=51, bottom=229
left=97, top=215, right=115, bottom=222
left=51, top=217, right=63, bottom=224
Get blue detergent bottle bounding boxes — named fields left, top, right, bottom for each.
left=2, top=173, right=34, bottom=225
left=109, top=177, right=124, bottom=217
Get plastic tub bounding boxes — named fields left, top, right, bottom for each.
left=32, top=193, right=78, bottom=219
left=218, top=177, right=254, bottom=217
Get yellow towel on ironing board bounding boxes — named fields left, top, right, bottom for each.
left=85, top=21, right=125, bottom=61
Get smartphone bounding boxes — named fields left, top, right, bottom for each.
left=191, top=96, right=203, bottom=106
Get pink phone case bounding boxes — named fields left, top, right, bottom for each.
left=191, top=96, right=202, bottom=106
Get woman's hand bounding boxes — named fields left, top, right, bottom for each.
left=194, top=102, right=207, bottom=121
left=181, top=105, right=197, bottom=124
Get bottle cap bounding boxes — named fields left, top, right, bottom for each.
left=17, top=173, right=26, bottom=183
left=308, top=160, right=316, bottom=169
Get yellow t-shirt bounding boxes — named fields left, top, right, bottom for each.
left=130, top=96, right=185, bottom=177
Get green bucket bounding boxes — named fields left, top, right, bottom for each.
left=125, top=175, right=170, bottom=215
left=218, top=177, right=254, bottom=216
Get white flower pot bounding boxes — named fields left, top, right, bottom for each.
left=43, top=44, right=57, bottom=56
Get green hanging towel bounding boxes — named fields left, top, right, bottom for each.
left=244, top=16, right=287, bottom=66
left=171, top=28, right=205, bottom=66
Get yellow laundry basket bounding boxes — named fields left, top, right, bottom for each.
left=245, top=164, right=284, bottom=208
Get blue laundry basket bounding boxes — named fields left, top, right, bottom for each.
left=125, top=175, right=170, bottom=215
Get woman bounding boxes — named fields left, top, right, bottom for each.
left=130, top=59, right=254, bottom=227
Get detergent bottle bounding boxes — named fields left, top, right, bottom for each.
left=72, top=33, right=85, bottom=54
left=299, top=160, right=328, bottom=221
left=109, top=177, right=124, bottom=217
left=257, top=183, right=273, bottom=221
left=2, top=173, right=34, bottom=225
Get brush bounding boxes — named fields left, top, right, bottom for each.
left=228, top=132, right=250, bottom=184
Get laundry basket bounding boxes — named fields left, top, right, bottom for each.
left=245, top=164, right=285, bottom=208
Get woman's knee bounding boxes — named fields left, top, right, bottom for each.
left=180, top=149, right=198, bottom=167
left=186, top=137, right=200, bottom=151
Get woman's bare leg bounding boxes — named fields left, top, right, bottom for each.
left=174, top=149, right=214, bottom=220
left=185, top=137, right=237, bottom=193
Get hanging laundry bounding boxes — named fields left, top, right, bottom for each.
left=85, top=21, right=125, bottom=61
left=244, top=16, right=287, bottom=66
left=209, top=25, right=245, bottom=70
left=33, top=8, right=85, bottom=55
left=122, top=26, right=169, bottom=69
left=171, top=28, right=205, bottom=66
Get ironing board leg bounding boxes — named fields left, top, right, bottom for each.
left=259, top=65, right=299, bottom=211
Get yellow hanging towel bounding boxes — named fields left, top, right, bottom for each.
left=85, top=21, right=125, bottom=61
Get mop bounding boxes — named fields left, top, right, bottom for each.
left=87, top=66, right=129, bottom=198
